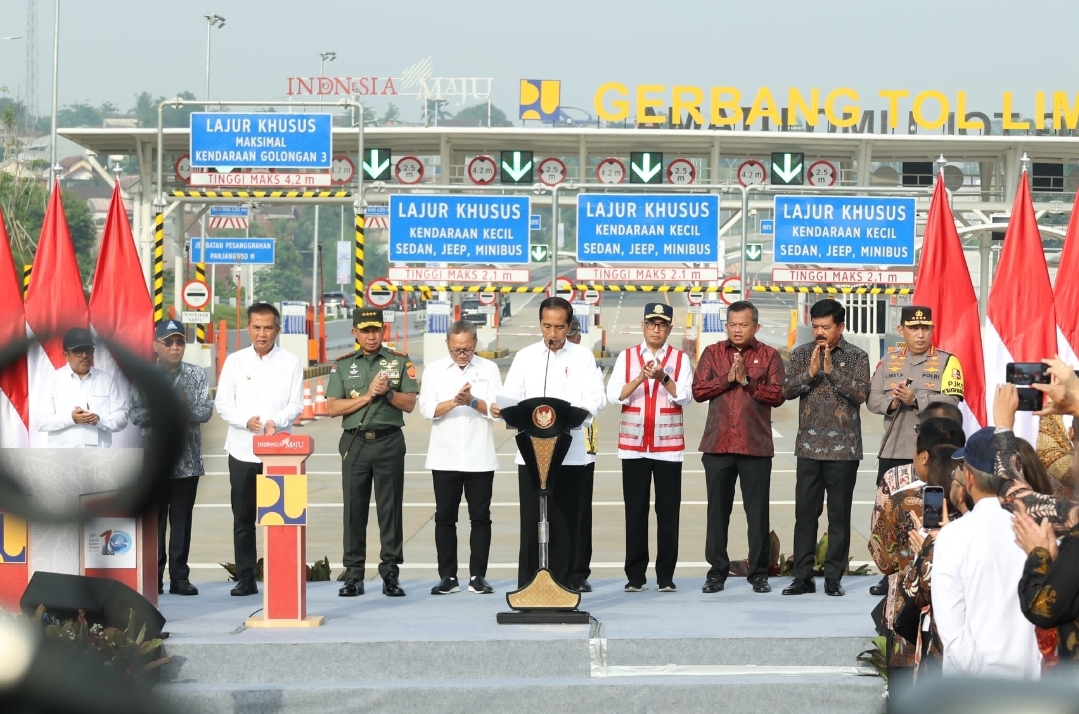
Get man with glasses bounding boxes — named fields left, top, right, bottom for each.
left=327, top=307, right=419, bottom=598
left=418, top=320, right=502, bottom=596
left=36, top=327, right=128, bottom=448
left=693, top=301, right=785, bottom=595
left=607, top=302, right=693, bottom=593
left=128, top=319, right=214, bottom=596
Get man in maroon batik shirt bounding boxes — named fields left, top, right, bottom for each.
left=692, top=300, right=785, bottom=595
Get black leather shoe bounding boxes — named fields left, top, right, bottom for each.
left=751, top=577, right=771, bottom=594
left=825, top=578, right=845, bottom=597
left=338, top=578, right=364, bottom=597
left=169, top=579, right=199, bottom=596
left=869, top=576, right=888, bottom=596
left=576, top=579, right=592, bottom=593
left=782, top=578, right=816, bottom=596
left=702, top=578, right=725, bottom=594
left=382, top=574, right=405, bottom=597
left=158, top=582, right=164, bottom=595
left=230, top=578, right=258, bottom=597
left=430, top=576, right=460, bottom=595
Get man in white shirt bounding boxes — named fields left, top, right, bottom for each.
left=214, top=303, right=303, bottom=597
left=932, top=426, right=1041, bottom=679
left=418, top=320, right=502, bottom=596
left=500, top=297, right=607, bottom=588
left=36, top=327, right=128, bottom=448
left=606, top=303, right=693, bottom=593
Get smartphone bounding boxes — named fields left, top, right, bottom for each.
left=1006, top=362, right=1051, bottom=386
left=923, top=486, right=945, bottom=530
left=1016, top=387, right=1043, bottom=412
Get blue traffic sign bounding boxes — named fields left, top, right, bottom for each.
left=760, top=219, right=773, bottom=234
left=388, top=195, right=530, bottom=264
left=530, top=214, right=542, bottom=231
left=366, top=205, right=389, bottom=216
left=190, top=113, right=332, bottom=170
left=773, top=196, right=915, bottom=266
left=208, top=205, right=250, bottom=217
left=577, top=194, right=719, bottom=264
left=189, top=237, right=275, bottom=264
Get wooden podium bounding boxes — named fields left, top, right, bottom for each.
left=246, top=433, right=323, bottom=628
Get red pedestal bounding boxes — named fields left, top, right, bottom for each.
left=80, top=495, right=158, bottom=608
left=247, top=433, right=322, bottom=628
left=0, top=511, right=29, bottom=610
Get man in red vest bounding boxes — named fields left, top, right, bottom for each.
left=606, top=302, right=694, bottom=592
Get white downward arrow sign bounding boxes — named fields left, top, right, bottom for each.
left=773, top=154, right=803, bottom=183
left=632, top=154, right=662, bottom=182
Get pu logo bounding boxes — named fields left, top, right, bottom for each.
left=0, top=512, right=28, bottom=564
left=519, top=80, right=562, bottom=121
left=256, top=474, right=308, bottom=526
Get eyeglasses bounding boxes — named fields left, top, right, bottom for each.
left=69, top=346, right=95, bottom=355
left=644, top=322, right=670, bottom=331
left=449, top=347, right=475, bottom=356
left=158, top=337, right=185, bottom=347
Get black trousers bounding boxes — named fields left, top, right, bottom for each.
left=517, top=464, right=582, bottom=588
left=571, top=462, right=595, bottom=583
left=623, top=457, right=682, bottom=586
left=793, top=458, right=859, bottom=581
left=228, top=457, right=263, bottom=581
left=340, top=429, right=407, bottom=580
left=702, top=453, right=772, bottom=582
left=158, top=476, right=200, bottom=583
left=432, top=470, right=494, bottom=579
left=877, top=458, right=912, bottom=486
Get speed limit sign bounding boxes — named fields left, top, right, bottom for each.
left=331, top=155, right=355, bottom=185
left=667, top=158, right=696, bottom=185
left=174, top=154, right=192, bottom=184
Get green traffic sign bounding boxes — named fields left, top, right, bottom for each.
left=500, top=150, right=534, bottom=184
left=746, top=243, right=763, bottom=261
left=629, top=152, right=663, bottom=184
left=770, top=152, right=804, bottom=185
left=530, top=243, right=549, bottom=262
left=362, top=148, right=391, bottom=181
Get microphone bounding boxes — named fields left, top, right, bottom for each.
left=543, top=338, right=554, bottom=397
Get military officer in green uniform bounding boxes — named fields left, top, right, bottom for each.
left=327, top=308, right=419, bottom=598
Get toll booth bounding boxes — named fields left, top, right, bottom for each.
left=796, top=293, right=909, bottom=366
left=699, top=298, right=727, bottom=354
left=280, top=301, right=310, bottom=366
left=424, top=300, right=452, bottom=363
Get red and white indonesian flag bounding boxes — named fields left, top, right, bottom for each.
left=913, top=171, right=987, bottom=434
left=89, top=184, right=154, bottom=448
left=1055, top=188, right=1079, bottom=429
left=24, top=184, right=91, bottom=448
left=0, top=208, right=29, bottom=447
left=985, top=172, right=1058, bottom=443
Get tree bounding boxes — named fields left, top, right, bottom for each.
left=453, top=102, right=514, bottom=127
left=1, top=176, right=98, bottom=284
left=422, top=99, right=453, bottom=126
left=254, top=237, right=303, bottom=303
left=133, top=90, right=199, bottom=128
left=380, top=103, right=402, bottom=125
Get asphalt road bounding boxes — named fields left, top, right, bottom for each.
left=182, top=291, right=894, bottom=593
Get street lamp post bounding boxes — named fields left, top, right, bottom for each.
left=312, top=51, right=336, bottom=309
left=202, top=13, right=225, bottom=317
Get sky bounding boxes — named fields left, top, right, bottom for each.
left=0, top=0, right=1075, bottom=124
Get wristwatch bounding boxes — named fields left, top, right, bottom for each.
left=385, top=389, right=395, bottom=402
left=470, top=397, right=479, bottom=409
left=739, top=377, right=750, bottom=387
left=661, top=374, right=671, bottom=385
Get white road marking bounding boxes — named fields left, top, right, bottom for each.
left=194, top=500, right=876, bottom=509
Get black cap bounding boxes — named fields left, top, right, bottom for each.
left=644, top=302, right=674, bottom=323
left=155, top=319, right=185, bottom=340
left=901, top=305, right=933, bottom=327
left=953, top=426, right=995, bottom=474
left=353, top=308, right=383, bottom=329
left=62, top=327, right=94, bottom=351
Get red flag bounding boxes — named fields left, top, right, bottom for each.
left=913, top=172, right=987, bottom=428
left=1056, top=187, right=1079, bottom=364
left=0, top=207, right=30, bottom=443
left=985, top=170, right=1058, bottom=441
left=24, top=182, right=90, bottom=367
left=89, top=183, right=154, bottom=361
